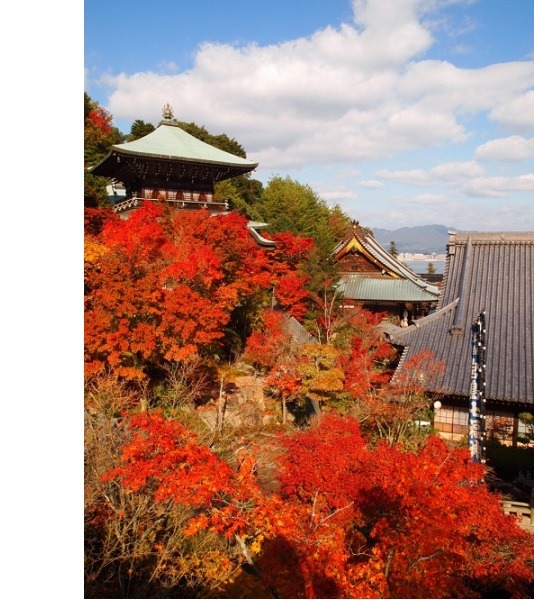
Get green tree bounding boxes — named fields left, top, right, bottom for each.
left=427, top=261, right=436, bottom=274
left=328, top=204, right=353, bottom=240
left=213, top=179, right=264, bottom=221
left=388, top=240, right=399, bottom=257
left=176, top=121, right=247, bottom=158
left=127, top=119, right=155, bottom=141
left=254, top=176, right=349, bottom=296
left=255, top=176, right=326, bottom=238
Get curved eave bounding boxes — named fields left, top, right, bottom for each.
left=103, top=145, right=257, bottom=169
left=89, top=149, right=257, bottom=179
left=89, top=121, right=258, bottom=179
left=247, top=222, right=277, bottom=248
left=92, top=121, right=257, bottom=170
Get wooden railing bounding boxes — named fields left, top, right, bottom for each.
left=502, top=498, right=534, bottom=532
left=113, top=197, right=229, bottom=214
left=502, top=500, right=533, bottom=523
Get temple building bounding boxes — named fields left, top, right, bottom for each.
left=89, top=104, right=275, bottom=247
left=90, top=104, right=259, bottom=218
left=385, top=231, right=534, bottom=446
left=334, top=221, right=440, bottom=325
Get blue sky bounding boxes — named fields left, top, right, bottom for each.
left=85, top=0, right=534, bottom=231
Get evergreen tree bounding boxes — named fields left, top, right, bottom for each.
left=176, top=121, right=247, bottom=158
left=127, top=119, right=155, bottom=141
left=254, top=176, right=350, bottom=295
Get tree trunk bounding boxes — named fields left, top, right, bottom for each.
left=308, top=395, right=322, bottom=415
left=217, top=376, right=226, bottom=434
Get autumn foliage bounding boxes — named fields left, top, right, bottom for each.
left=82, top=98, right=534, bottom=599
left=275, top=414, right=534, bottom=598
left=84, top=203, right=312, bottom=380
left=84, top=167, right=533, bottom=597
left=93, top=411, right=534, bottom=599
left=244, top=303, right=397, bottom=420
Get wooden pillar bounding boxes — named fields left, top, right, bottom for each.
left=512, top=412, right=519, bottom=447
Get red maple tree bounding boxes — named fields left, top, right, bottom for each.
left=84, top=203, right=311, bottom=379
left=274, top=413, right=534, bottom=598
left=102, top=410, right=534, bottom=598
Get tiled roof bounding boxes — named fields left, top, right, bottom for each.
left=284, top=314, right=317, bottom=345
left=386, top=232, right=534, bottom=405
left=107, top=121, right=258, bottom=168
left=89, top=120, right=258, bottom=181
left=338, top=274, right=440, bottom=302
left=334, top=222, right=440, bottom=303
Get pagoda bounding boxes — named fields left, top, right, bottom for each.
left=89, top=103, right=259, bottom=217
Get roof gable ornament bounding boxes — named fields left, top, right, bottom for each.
left=162, top=103, right=174, bottom=121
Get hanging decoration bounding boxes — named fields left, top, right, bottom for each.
left=468, top=310, right=487, bottom=463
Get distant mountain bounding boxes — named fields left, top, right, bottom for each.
left=372, top=224, right=454, bottom=254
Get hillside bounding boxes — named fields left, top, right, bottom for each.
left=372, top=224, right=453, bottom=254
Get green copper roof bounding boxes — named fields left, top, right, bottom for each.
left=338, top=274, right=439, bottom=303
left=109, top=121, right=258, bottom=169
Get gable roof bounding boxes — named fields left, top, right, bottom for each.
left=334, top=222, right=440, bottom=303
left=386, top=231, right=534, bottom=405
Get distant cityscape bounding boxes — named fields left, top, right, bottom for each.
left=399, top=253, right=447, bottom=275
left=397, top=252, right=446, bottom=262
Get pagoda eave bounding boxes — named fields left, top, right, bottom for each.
left=90, top=150, right=257, bottom=185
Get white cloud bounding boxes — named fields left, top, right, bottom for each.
left=311, top=178, right=360, bottom=205
left=358, top=179, right=383, bottom=188
left=398, top=60, right=534, bottom=116
left=489, top=91, right=534, bottom=133
left=408, top=193, right=450, bottom=205
left=376, top=161, right=484, bottom=186
left=430, top=161, right=485, bottom=181
left=102, top=0, right=534, bottom=172
left=474, top=136, right=534, bottom=162
left=375, top=168, right=429, bottom=185
left=464, top=174, right=534, bottom=197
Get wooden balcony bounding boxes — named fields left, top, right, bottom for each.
left=112, top=196, right=229, bottom=215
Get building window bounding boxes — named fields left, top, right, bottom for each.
left=485, top=412, right=514, bottom=444
left=435, top=405, right=521, bottom=445
left=434, top=405, right=468, bottom=436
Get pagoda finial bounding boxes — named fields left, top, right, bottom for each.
left=162, top=103, right=174, bottom=120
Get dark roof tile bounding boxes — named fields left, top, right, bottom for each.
left=387, top=232, right=534, bottom=405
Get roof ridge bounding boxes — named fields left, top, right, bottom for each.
left=385, top=298, right=459, bottom=342
left=360, top=232, right=440, bottom=295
